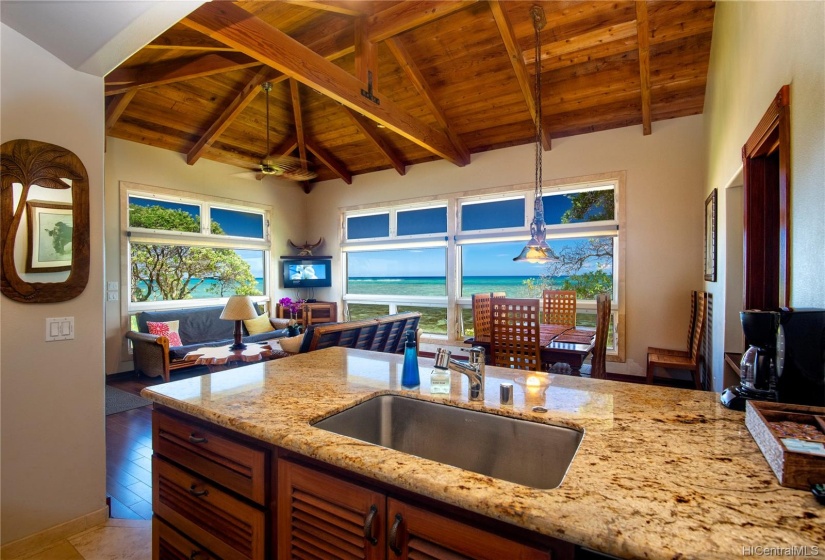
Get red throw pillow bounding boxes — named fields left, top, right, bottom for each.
left=147, top=320, right=183, bottom=347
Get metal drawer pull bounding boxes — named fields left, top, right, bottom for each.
left=389, top=513, right=403, bottom=556
left=363, top=505, right=378, bottom=545
left=188, top=434, right=208, bottom=444
left=188, top=484, right=209, bottom=497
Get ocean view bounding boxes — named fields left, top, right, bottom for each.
left=348, top=275, right=567, bottom=298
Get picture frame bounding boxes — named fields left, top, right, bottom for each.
left=26, top=200, right=73, bottom=273
left=704, top=189, right=717, bottom=282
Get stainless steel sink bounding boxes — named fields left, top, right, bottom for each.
left=312, top=395, right=583, bottom=489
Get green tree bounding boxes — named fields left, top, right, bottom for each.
left=129, top=204, right=260, bottom=302
left=523, top=191, right=614, bottom=299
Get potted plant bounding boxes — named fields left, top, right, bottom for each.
left=278, top=297, right=305, bottom=336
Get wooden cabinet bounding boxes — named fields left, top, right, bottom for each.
left=276, top=301, right=338, bottom=328
left=151, top=409, right=270, bottom=560
left=278, top=459, right=557, bottom=560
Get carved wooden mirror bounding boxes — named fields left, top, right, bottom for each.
left=1, top=139, right=90, bottom=302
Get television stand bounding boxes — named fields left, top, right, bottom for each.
left=276, top=301, right=338, bottom=329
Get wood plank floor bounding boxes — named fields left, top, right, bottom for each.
left=104, top=365, right=692, bottom=519
left=105, top=367, right=209, bottom=519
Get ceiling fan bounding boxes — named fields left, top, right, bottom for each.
left=234, top=82, right=317, bottom=182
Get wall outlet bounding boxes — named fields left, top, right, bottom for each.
left=46, top=317, right=74, bottom=341
left=107, top=281, right=118, bottom=291
left=107, top=291, right=119, bottom=301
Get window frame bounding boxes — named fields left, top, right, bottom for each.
left=121, top=182, right=272, bottom=313
left=340, top=172, right=626, bottom=362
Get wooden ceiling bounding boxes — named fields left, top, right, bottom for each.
left=105, top=1, right=715, bottom=190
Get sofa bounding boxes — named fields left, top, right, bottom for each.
left=126, top=305, right=290, bottom=382
left=279, top=311, right=422, bottom=354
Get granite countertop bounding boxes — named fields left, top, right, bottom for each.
left=141, top=347, right=824, bottom=559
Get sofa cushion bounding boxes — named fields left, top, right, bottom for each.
left=147, top=320, right=183, bottom=346
left=137, top=304, right=265, bottom=346
left=244, top=313, right=276, bottom=335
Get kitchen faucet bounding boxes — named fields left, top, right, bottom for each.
left=434, top=347, right=485, bottom=401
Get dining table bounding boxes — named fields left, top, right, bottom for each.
left=465, top=323, right=596, bottom=375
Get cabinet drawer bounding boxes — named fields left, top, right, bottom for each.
left=153, top=457, right=266, bottom=560
left=153, top=517, right=219, bottom=560
left=153, top=410, right=266, bottom=505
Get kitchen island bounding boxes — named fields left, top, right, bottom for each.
left=142, top=347, right=823, bottom=559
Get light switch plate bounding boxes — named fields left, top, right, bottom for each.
left=107, top=281, right=118, bottom=291
left=45, top=317, right=74, bottom=341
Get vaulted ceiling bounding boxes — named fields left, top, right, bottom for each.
left=105, top=1, right=715, bottom=190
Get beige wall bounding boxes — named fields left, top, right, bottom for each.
left=703, top=0, right=825, bottom=390
left=0, top=24, right=106, bottom=543
left=305, top=115, right=707, bottom=375
left=103, top=138, right=309, bottom=373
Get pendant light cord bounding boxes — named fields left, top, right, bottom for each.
left=532, top=6, right=545, bottom=220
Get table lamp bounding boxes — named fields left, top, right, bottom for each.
left=220, top=295, right=258, bottom=350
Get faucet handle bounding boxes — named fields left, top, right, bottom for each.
left=468, top=346, right=485, bottom=364
left=434, top=348, right=452, bottom=369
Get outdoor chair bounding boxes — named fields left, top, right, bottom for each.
left=589, top=293, right=612, bottom=379
left=471, top=291, right=505, bottom=343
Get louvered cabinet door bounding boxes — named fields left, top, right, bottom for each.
left=153, top=517, right=219, bottom=560
left=386, top=498, right=552, bottom=560
left=153, top=457, right=266, bottom=560
left=278, top=460, right=386, bottom=559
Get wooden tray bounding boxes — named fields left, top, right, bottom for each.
left=745, top=400, right=825, bottom=490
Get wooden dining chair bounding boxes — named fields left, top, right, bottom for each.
left=646, top=291, right=707, bottom=389
left=542, top=290, right=577, bottom=326
left=490, top=298, right=542, bottom=371
left=471, top=291, right=505, bottom=343
left=589, top=293, right=612, bottom=379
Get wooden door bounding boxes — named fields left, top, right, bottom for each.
left=386, top=498, right=551, bottom=560
left=278, top=460, right=386, bottom=559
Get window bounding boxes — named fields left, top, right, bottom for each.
left=341, top=174, right=624, bottom=360
left=123, top=184, right=271, bottom=309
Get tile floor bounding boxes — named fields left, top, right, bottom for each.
left=12, top=520, right=150, bottom=560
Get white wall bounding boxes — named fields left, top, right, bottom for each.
left=104, top=138, right=309, bottom=373
left=0, top=24, right=106, bottom=543
left=305, top=115, right=707, bottom=375
left=703, top=0, right=825, bottom=391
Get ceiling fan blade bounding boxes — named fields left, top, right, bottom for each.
left=232, top=171, right=265, bottom=181
left=281, top=168, right=318, bottom=181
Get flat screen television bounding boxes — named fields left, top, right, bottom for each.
left=282, top=259, right=332, bottom=288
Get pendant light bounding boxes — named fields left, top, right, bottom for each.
left=514, top=5, right=558, bottom=263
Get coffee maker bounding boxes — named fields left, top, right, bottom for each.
left=721, top=308, right=825, bottom=410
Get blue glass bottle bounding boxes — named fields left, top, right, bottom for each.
left=401, top=329, right=420, bottom=388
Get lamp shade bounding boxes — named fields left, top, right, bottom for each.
left=220, top=295, right=258, bottom=321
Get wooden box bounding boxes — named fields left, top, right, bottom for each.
left=745, top=400, right=825, bottom=490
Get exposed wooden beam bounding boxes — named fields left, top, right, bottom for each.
left=306, top=140, right=352, bottom=184
left=187, top=67, right=275, bottom=165
left=290, top=79, right=309, bottom=164
left=635, top=1, right=652, bottom=135
left=105, top=53, right=260, bottom=96
left=342, top=107, right=406, bottom=176
left=523, top=20, right=639, bottom=66
left=355, top=17, right=377, bottom=84
left=385, top=37, right=470, bottom=165
left=105, top=90, right=137, bottom=134
left=367, top=1, right=477, bottom=42
left=489, top=1, right=551, bottom=150
left=146, top=26, right=235, bottom=51
left=280, top=0, right=368, bottom=17
left=183, top=2, right=467, bottom=166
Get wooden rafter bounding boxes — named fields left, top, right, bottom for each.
left=281, top=0, right=368, bottom=17
left=355, top=17, right=377, bottom=84
left=488, top=1, right=551, bottom=150
left=635, top=1, right=652, bottom=135
left=289, top=79, right=309, bottom=165
left=342, top=107, right=406, bottom=176
left=187, top=67, right=276, bottom=165
left=182, top=2, right=467, bottom=166
left=105, top=53, right=260, bottom=96
left=306, top=140, right=352, bottom=185
left=385, top=37, right=470, bottom=164
left=367, top=1, right=477, bottom=42
left=105, top=90, right=137, bottom=134
left=523, top=20, right=639, bottom=70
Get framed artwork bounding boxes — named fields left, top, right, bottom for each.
left=26, top=201, right=73, bottom=273
left=704, top=189, right=717, bottom=282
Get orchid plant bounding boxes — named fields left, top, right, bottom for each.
left=278, top=296, right=305, bottom=319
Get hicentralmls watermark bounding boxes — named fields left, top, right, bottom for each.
left=743, top=546, right=820, bottom=556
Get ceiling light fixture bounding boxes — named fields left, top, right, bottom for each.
left=514, top=5, right=558, bottom=264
